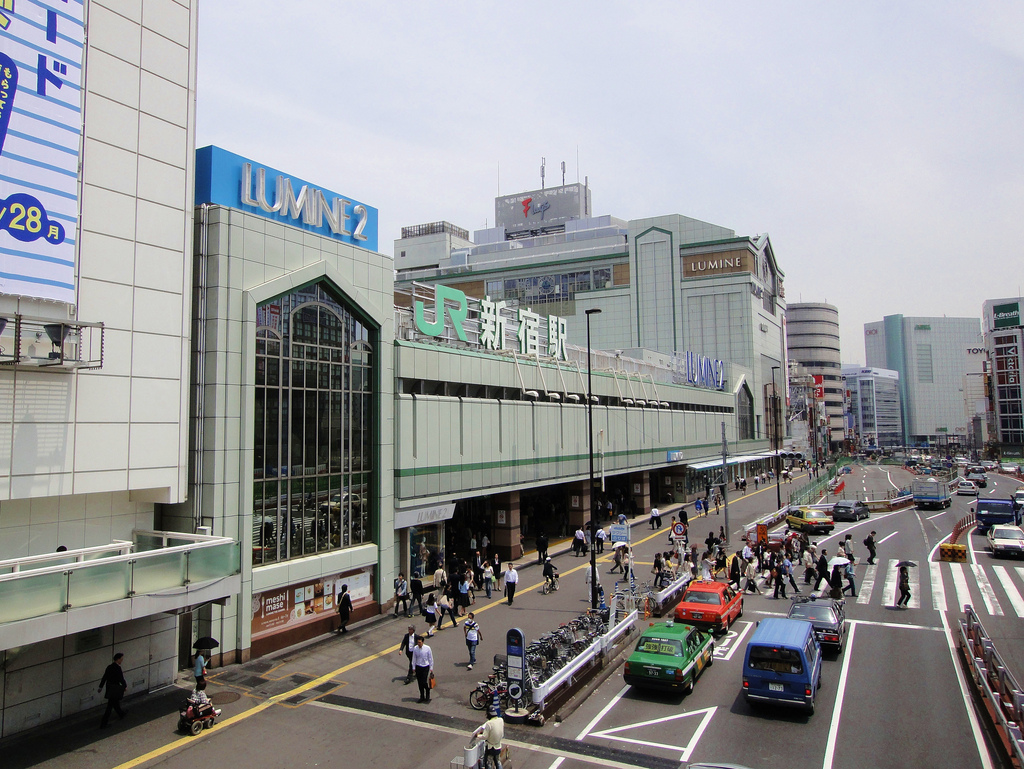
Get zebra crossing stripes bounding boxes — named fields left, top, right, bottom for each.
left=971, top=564, right=1004, bottom=616
left=991, top=565, right=1024, bottom=618
left=948, top=563, right=974, bottom=614
left=930, top=562, right=946, bottom=612
left=857, top=564, right=876, bottom=605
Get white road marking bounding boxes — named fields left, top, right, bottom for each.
left=589, top=707, right=717, bottom=762
left=971, top=564, right=1003, bottom=616
left=907, top=564, right=921, bottom=608
left=713, top=620, right=754, bottom=661
left=857, top=564, right=877, bottom=604
left=992, top=565, right=1024, bottom=618
left=822, top=623, right=857, bottom=769
left=545, top=685, right=630, bottom=769
left=930, top=561, right=946, bottom=612
left=881, top=560, right=897, bottom=606
left=937, top=610, right=995, bottom=769
left=949, top=563, right=973, bottom=614
left=877, top=531, right=898, bottom=545
left=925, top=511, right=946, bottom=520
left=849, top=618, right=941, bottom=631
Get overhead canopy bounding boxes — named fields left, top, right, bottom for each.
left=686, top=453, right=777, bottom=471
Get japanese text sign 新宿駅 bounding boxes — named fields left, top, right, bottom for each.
left=413, top=283, right=569, bottom=360
left=0, top=1, right=84, bottom=303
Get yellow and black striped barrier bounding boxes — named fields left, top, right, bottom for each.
left=939, top=542, right=968, bottom=562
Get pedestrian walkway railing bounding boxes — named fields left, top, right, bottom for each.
left=959, top=605, right=1024, bottom=767
left=0, top=530, right=240, bottom=629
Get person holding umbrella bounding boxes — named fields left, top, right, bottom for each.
left=191, top=637, right=218, bottom=684
left=895, top=561, right=916, bottom=608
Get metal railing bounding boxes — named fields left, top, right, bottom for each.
left=959, top=605, right=1024, bottom=766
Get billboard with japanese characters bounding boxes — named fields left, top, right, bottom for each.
left=0, top=1, right=83, bottom=303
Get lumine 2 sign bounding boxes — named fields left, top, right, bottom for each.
left=414, top=284, right=568, bottom=360
left=194, top=147, right=379, bottom=251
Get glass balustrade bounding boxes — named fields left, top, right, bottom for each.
left=0, top=570, right=67, bottom=623
left=188, top=542, right=240, bottom=583
left=132, top=551, right=188, bottom=595
left=67, top=561, right=131, bottom=609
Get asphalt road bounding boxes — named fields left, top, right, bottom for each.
left=3, top=464, right=1017, bottom=769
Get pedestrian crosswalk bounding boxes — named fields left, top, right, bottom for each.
left=844, top=557, right=1024, bottom=618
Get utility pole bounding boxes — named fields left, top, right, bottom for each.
left=721, top=422, right=729, bottom=544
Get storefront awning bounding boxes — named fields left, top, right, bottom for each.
left=686, top=453, right=777, bottom=471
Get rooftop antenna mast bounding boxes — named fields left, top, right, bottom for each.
left=540, top=157, right=546, bottom=190
left=561, top=161, right=566, bottom=187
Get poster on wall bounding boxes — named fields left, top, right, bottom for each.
left=0, top=2, right=83, bottom=303
left=251, top=566, right=375, bottom=640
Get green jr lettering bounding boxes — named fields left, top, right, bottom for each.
left=414, top=285, right=468, bottom=341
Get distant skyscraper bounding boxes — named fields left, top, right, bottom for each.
left=982, top=298, right=1024, bottom=448
left=864, top=315, right=983, bottom=447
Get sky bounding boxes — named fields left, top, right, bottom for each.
left=195, top=1, right=1024, bottom=366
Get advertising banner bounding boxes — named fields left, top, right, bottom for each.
left=994, top=302, right=1021, bottom=329
left=0, top=1, right=83, bottom=303
left=251, top=565, right=375, bottom=639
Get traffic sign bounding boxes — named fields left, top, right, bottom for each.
left=610, top=524, right=630, bottom=543
left=756, top=524, right=768, bottom=546
left=673, top=522, right=685, bottom=537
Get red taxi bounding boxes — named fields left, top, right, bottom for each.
left=673, top=580, right=743, bottom=634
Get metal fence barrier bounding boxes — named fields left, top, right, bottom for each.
left=958, top=605, right=1024, bottom=766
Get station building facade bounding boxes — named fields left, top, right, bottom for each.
left=394, top=184, right=789, bottom=453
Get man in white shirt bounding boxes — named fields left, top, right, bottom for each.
left=503, top=564, right=518, bottom=605
left=411, top=635, right=434, bottom=704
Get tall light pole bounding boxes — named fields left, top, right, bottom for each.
left=771, top=365, right=782, bottom=511
left=586, top=308, right=602, bottom=610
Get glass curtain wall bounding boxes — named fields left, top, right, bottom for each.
left=252, top=282, right=376, bottom=566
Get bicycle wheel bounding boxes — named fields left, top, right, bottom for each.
left=470, top=687, right=490, bottom=710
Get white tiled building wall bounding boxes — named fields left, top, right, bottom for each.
left=0, top=0, right=198, bottom=737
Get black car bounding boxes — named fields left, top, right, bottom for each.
left=832, top=499, right=869, bottom=522
left=787, top=595, right=847, bottom=653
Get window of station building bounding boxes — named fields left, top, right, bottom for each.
left=252, top=282, right=376, bottom=566
left=737, top=384, right=754, bottom=440
left=484, top=268, right=614, bottom=306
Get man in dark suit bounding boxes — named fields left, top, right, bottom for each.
left=398, top=625, right=417, bottom=684
left=98, top=652, right=127, bottom=727
left=814, top=549, right=830, bottom=591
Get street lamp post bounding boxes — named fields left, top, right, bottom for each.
left=771, top=365, right=782, bottom=511
left=586, top=308, right=602, bottom=610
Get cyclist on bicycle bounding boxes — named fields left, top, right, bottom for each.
left=472, top=707, right=504, bottom=769
left=543, top=557, right=558, bottom=591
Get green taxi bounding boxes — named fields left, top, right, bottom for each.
left=623, top=620, right=714, bottom=693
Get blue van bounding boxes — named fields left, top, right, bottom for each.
left=742, top=617, right=822, bottom=714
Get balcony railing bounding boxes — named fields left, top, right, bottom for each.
left=0, top=530, right=240, bottom=626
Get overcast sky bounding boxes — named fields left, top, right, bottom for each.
left=196, top=1, right=1024, bottom=365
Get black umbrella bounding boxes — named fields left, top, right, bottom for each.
left=895, top=560, right=918, bottom=568
left=193, top=636, right=219, bottom=650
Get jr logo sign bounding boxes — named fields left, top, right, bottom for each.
left=414, top=285, right=469, bottom=341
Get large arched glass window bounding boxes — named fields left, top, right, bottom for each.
left=252, top=282, right=376, bottom=566
left=738, top=384, right=755, bottom=441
